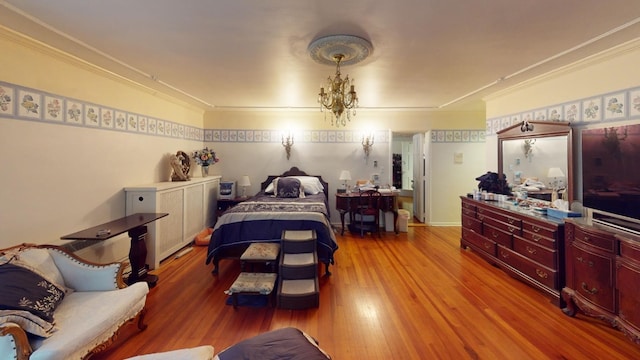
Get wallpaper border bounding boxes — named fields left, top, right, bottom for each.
left=485, top=85, right=640, bottom=135
left=1, top=80, right=483, bottom=144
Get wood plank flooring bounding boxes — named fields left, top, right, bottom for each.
left=93, top=226, right=640, bottom=359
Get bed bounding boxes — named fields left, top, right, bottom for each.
left=206, top=167, right=338, bottom=276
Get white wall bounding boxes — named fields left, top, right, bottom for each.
left=428, top=141, right=486, bottom=225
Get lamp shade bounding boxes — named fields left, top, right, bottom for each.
left=239, top=175, right=251, bottom=187
left=547, top=167, right=565, bottom=178
left=339, top=170, right=352, bottom=181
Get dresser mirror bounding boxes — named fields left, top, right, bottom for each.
left=497, top=121, right=573, bottom=204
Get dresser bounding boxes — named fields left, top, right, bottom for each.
left=562, top=218, right=640, bottom=344
left=460, top=196, right=565, bottom=306
left=125, top=176, right=220, bottom=269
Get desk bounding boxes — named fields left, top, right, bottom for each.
left=61, top=213, right=168, bottom=287
left=336, top=192, right=399, bottom=235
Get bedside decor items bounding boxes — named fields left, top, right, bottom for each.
left=309, top=34, right=373, bottom=127
left=193, top=147, right=219, bottom=177
left=169, top=150, right=190, bottom=181
left=338, top=170, right=351, bottom=193
left=238, top=175, right=251, bottom=198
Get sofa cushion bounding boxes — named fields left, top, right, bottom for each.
left=28, top=282, right=149, bottom=360
left=0, top=263, right=65, bottom=337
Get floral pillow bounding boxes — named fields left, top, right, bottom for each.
left=275, top=177, right=303, bottom=198
left=0, top=263, right=65, bottom=337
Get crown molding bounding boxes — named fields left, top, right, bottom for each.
left=483, top=37, right=640, bottom=101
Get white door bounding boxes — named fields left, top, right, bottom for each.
left=412, top=133, right=425, bottom=223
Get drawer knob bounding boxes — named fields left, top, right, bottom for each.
left=500, top=251, right=509, bottom=259
left=532, top=225, right=541, bottom=233
left=483, top=242, right=492, bottom=249
left=536, top=269, right=548, bottom=278
left=526, top=246, right=537, bottom=255
left=492, top=231, right=499, bottom=239
left=532, top=234, right=541, bottom=242
left=581, top=282, right=598, bottom=295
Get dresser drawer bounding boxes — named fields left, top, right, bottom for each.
left=462, top=206, right=476, bottom=217
left=484, top=216, right=521, bottom=236
left=462, top=200, right=477, bottom=212
left=483, top=222, right=513, bottom=248
left=618, top=236, right=640, bottom=263
left=521, top=228, right=556, bottom=249
left=522, top=220, right=557, bottom=240
left=476, top=206, right=522, bottom=228
left=571, top=243, right=615, bottom=312
left=462, top=227, right=496, bottom=257
left=574, top=225, right=616, bottom=253
left=513, top=235, right=557, bottom=269
left=462, top=214, right=482, bottom=234
left=498, top=245, right=557, bottom=289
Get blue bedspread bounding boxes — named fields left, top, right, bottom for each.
left=205, top=193, right=338, bottom=273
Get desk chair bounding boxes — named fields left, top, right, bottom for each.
left=350, top=189, right=382, bottom=237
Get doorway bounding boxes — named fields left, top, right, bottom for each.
left=391, top=133, right=416, bottom=222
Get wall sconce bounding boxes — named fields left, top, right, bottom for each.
left=362, top=133, right=374, bottom=157
left=238, top=175, right=251, bottom=198
left=281, top=132, right=294, bottom=160
left=523, top=138, right=535, bottom=159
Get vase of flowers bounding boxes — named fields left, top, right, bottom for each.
left=193, top=147, right=219, bottom=177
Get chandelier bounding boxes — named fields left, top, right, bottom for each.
left=318, top=54, right=358, bottom=127
left=308, top=35, right=373, bottom=128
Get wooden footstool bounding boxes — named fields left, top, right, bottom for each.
left=226, top=272, right=277, bottom=309
left=240, top=242, right=280, bottom=272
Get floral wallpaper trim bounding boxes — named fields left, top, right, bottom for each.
left=1, top=81, right=204, bottom=140
left=1, top=81, right=483, bottom=144
left=485, top=85, right=640, bottom=135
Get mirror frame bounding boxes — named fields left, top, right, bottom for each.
left=497, top=121, right=573, bottom=204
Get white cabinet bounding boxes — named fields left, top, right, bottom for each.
left=125, top=176, right=220, bottom=269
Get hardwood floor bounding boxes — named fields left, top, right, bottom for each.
left=93, top=226, right=640, bottom=359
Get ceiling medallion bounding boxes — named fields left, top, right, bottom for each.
left=308, top=35, right=373, bottom=127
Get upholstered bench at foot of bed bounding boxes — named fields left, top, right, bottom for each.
left=225, top=272, right=277, bottom=309
left=240, top=242, right=280, bottom=272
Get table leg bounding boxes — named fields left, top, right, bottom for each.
left=393, top=210, right=399, bottom=234
left=339, top=210, right=347, bottom=235
left=127, top=226, right=158, bottom=287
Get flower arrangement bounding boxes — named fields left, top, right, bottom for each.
left=193, top=147, right=219, bottom=166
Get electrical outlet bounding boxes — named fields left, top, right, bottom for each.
left=373, top=160, right=378, bottom=167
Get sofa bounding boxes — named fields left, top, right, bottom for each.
left=0, top=243, right=149, bottom=360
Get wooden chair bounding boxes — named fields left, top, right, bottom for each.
left=349, top=189, right=382, bottom=237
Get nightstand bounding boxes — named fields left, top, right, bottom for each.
left=217, top=197, right=248, bottom=218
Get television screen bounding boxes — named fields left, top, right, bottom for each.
left=582, top=123, right=640, bottom=224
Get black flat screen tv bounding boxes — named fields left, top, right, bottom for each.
left=582, top=123, right=640, bottom=234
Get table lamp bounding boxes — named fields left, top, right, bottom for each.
left=239, top=175, right=251, bottom=198
left=547, top=167, right=565, bottom=202
left=338, top=170, right=351, bottom=193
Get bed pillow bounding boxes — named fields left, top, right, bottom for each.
left=265, top=176, right=324, bottom=195
left=0, top=263, right=65, bottom=337
left=275, top=177, right=303, bottom=198
left=215, top=327, right=331, bottom=360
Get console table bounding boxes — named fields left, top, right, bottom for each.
left=336, top=192, right=399, bottom=235
left=61, top=213, right=168, bottom=287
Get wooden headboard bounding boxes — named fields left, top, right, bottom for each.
left=260, top=166, right=329, bottom=199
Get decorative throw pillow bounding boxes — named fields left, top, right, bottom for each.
left=275, top=177, right=302, bottom=198
left=216, top=327, right=331, bottom=360
left=0, top=263, right=65, bottom=328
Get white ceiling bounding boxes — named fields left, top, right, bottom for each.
left=2, top=1, right=640, bottom=113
